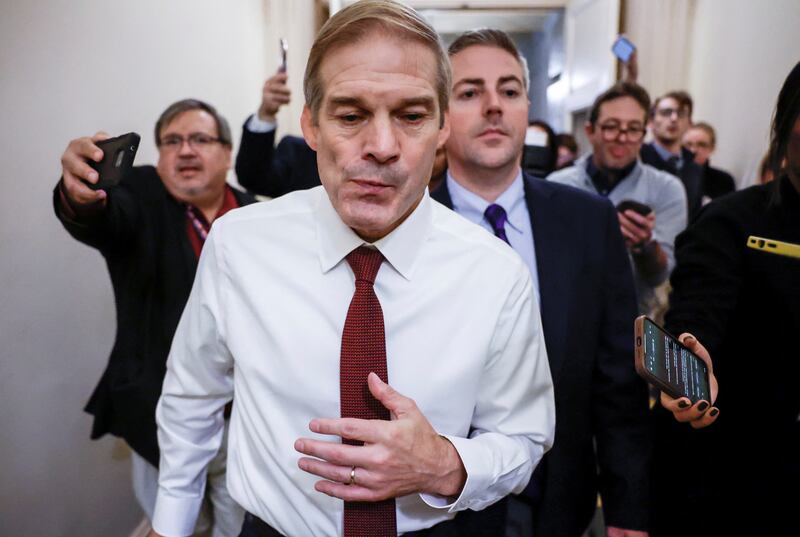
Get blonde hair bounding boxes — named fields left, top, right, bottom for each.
left=303, top=0, right=451, bottom=127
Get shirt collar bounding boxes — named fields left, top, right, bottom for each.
left=315, top=186, right=432, bottom=281
left=446, top=169, right=527, bottom=233
left=653, top=140, right=681, bottom=162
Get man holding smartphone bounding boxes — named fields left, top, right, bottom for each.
left=54, top=99, right=253, bottom=536
left=549, top=82, right=688, bottom=316
left=434, top=29, right=651, bottom=537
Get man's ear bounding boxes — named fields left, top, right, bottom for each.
left=584, top=121, right=594, bottom=139
left=301, top=106, right=318, bottom=151
left=437, top=110, right=451, bottom=149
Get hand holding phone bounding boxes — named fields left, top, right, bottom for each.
left=616, top=199, right=652, bottom=216
left=634, top=316, right=719, bottom=428
left=87, top=132, right=140, bottom=190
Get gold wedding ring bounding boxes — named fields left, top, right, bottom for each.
left=349, top=466, right=357, bottom=486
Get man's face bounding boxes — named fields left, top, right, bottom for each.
left=156, top=110, right=231, bottom=203
left=682, top=127, right=713, bottom=166
left=650, top=96, right=691, bottom=146
left=301, top=33, right=449, bottom=242
left=585, top=96, right=647, bottom=171
left=445, top=45, right=529, bottom=177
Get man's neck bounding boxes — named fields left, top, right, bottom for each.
left=654, top=137, right=681, bottom=156
left=447, top=161, right=520, bottom=203
left=191, top=190, right=227, bottom=223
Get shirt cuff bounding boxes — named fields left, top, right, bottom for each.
left=418, top=433, right=488, bottom=513
left=151, top=489, right=204, bottom=537
left=246, top=113, right=277, bottom=133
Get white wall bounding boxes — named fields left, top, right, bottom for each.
left=625, top=0, right=800, bottom=186
left=685, top=0, right=800, bottom=185
left=0, top=1, right=311, bottom=534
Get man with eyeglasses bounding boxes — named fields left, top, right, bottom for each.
left=640, top=91, right=704, bottom=221
left=549, top=82, right=687, bottom=315
left=53, top=99, right=254, bottom=536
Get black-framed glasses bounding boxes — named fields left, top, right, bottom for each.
left=655, top=107, right=689, bottom=119
left=159, top=133, right=222, bottom=151
left=598, top=123, right=646, bottom=142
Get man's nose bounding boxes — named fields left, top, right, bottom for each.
left=178, top=139, right=197, bottom=156
left=364, top=116, right=400, bottom=164
left=483, top=90, right=502, bottom=118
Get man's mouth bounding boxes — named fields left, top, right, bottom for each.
left=351, top=179, right=392, bottom=195
left=177, top=163, right=202, bottom=174
left=479, top=127, right=507, bottom=138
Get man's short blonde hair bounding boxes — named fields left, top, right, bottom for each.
left=303, top=0, right=451, bottom=127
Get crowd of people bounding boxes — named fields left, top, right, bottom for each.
left=53, top=1, right=798, bottom=536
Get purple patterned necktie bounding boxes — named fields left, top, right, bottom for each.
left=484, top=203, right=510, bottom=244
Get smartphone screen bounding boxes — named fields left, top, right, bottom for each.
left=612, top=36, right=635, bottom=63
left=642, top=318, right=710, bottom=403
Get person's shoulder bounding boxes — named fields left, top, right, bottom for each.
left=526, top=172, right=610, bottom=213
left=277, top=135, right=314, bottom=154
left=700, top=182, right=771, bottom=219
left=639, top=162, right=684, bottom=191
left=546, top=163, right=584, bottom=186
left=430, top=200, right=525, bottom=262
left=215, top=185, right=319, bottom=230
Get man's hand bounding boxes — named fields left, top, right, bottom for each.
left=257, top=71, right=291, bottom=123
left=659, top=333, right=719, bottom=429
left=60, top=132, right=110, bottom=208
left=607, top=527, right=647, bottom=537
left=618, top=209, right=654, bottom=250
left=295, top=372, right=467, bottom=502
left=620, top=48, right=639, bottom=84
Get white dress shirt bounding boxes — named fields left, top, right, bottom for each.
left=152, top=186, right=555, bottom=536
left=446, top=170, right=540, bottom=308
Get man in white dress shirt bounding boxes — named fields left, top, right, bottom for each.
left=150, top=2, right=555, bottom=536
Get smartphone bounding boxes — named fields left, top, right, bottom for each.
left=279, top=38, right=288, bottom=73
left=616, top=199, right=652, bottom=216
left=747, top=235, right=800, bottom=260
left=634, top=316, right=711, bottom=403
left=87, top=132, right=140, bottom=190
left=612, top=35, right=636, bottom=63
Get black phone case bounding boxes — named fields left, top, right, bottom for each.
left=88, top=132, right=140, bottom=190
left=616, top=199, right=652, bottom=216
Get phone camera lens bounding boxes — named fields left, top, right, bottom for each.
left=758, top=239, right=765, bottom=248
left=636, top=336, right=642, bottom=346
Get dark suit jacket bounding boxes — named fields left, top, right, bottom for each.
left=54, top=166, right=255, bottom=466
left=235, top=119, right=320, bottom=197
left=433, top=174, right=652, bottom=536
left=652, top=178, right=800, bottom=537
left=702, top=162, right=736, bottom=200
left=640, top=143, right=703, bottom=222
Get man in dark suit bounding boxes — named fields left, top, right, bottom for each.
left=434, top=29, right=652, bottom=537
left=235, top=70, right=321, bottom=197
left=640, top=91, right=703, bottom=221
left=54, top=99, right=255, bottom=536
left=682, top=121, right=736, bottom=202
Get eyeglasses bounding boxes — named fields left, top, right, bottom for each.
left=597, top=123, right=646, bottom=142
left=159, top=133, right=222, bottom=151
left=684, top=141, right=712, bottom=150
left=655, top=107, right=689, bottom=119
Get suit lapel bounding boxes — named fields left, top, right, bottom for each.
left=524, top=177, right=572, bottom=382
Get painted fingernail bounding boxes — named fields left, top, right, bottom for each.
left=709, top=408, right=719, bottom=417
left=678, top=400, right=690, bottom=409
left=697, top=401, right=709, bottom=412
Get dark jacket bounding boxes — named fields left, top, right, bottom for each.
left=652, top=178, right=800, bottom=537
left=434, top=174, right=652, bottom=536
left=235, top=119, right=320, bottom=197
left=702, top=162, right=736, bottom=200
left=54, top=165, right=255, bottom=466
left=640, top=143, right=703, bottom=221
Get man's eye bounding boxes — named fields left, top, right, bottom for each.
left=403, top=113, right=425, bottom=123
left=163, top=138, right=181, bottom=146
left=340, top=114, right=361, bottom=123
left=503, top=89, right=520, bottom=98
left=459, top=89, right=477, bottom=99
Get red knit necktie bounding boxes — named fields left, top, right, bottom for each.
left=340, top=246, right=396, bottom=537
